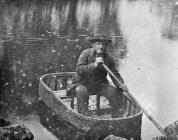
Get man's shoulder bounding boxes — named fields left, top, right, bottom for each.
left=81, top=48, right=94, bottom=55
left=82, top=48, right=93, bottom=52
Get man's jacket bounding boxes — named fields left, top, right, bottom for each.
left=66, top=48, right=124, bottom=95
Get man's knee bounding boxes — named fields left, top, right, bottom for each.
left=75, top=85, right=88, bottom=97
left=103, top=85, right=119, bottom=100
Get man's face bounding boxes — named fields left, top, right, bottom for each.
left=92, top=41, right=107, bottom=54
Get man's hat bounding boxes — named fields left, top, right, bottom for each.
left=88, top=34, right=112, bottom=44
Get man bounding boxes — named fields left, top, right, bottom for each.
left=66, top=34, right=128, bottom=117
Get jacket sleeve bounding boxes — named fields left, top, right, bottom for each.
left=76, top=50, right=96, bottom=75
left=109, top=58, right=125, bottom=87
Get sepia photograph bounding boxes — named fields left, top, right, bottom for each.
left=0, top=0, right=178, bottom=139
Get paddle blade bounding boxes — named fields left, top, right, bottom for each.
left=164, top=120, right=178, bottom=139
left=152, top=120, right=178, bottom=140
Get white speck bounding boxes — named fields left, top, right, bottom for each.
left=76, top=44, right=81, bottom=49
left=3, top=83, right=8, bottom=86
left=78, top=34, right=87, bottom=37
left=27, top=102, right=32, bottom=105
left=41, top=34, right=45, bottom=37
left=140, top=40, right=144, bottom=44
left=28, top=83, right=32, bottom=87
left=64, top=45, right=67, bottom=49
left=68, top=80, right=72, bottom=84
left=120, top=60, right=125, bottom=63
left=52, top=49, right=56, bottom=53
left=22, top=73, right=26, bottom=77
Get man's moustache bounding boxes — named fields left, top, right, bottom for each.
left=96, top=49, right=104, bottom=57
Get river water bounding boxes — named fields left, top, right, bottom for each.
left=0, top=0, right=178, bottom=140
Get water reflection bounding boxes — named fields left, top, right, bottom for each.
left=0, top=0, right=178, bottom=139
left=119, top=0, right=178, bottom=139
left=0, top=0, right=126, bottom=139
left=0, top=0, right=126, bottom=113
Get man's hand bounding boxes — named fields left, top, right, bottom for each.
left=117, top=84, right=129, bottom=92
left=95, top=57, right=104, bottom=67
left=121, top=84, right=129, bottom=92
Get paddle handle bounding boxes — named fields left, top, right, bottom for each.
left=102, top=63, right=167, bottom=137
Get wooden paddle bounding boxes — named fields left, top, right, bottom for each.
left=102, top=63, right=167, bottom=137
